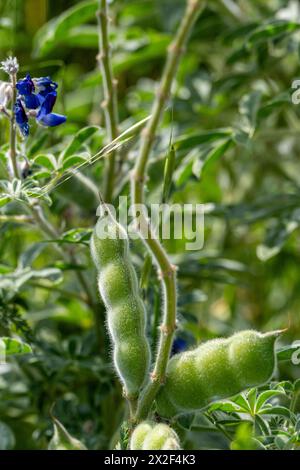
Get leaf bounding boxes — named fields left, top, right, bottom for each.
left=59, top=126, right=101, bottom=162
left=48, top=417, right=87, bottom=450
left=61, top=228, right=92, bottom=244
left=175, top=129, right=233, bottom=151
left=254, top=414, right=271, bottom=436
left=239, top=90, right=262, bottom=136
left=33, top=0, right=98, bottom=57
left=174, top=151, right=195, bottom=187
left=277, top=343, right=300, bottom=362
left=208, top=401, right=244, bottom=413
left=0, top=195, right=12, bottom=207
left=61, top=155, right=89, bottom=171
left=246, top=20, right=300, bottom=48
left=257, top=216, right=300, bottom=261
left=192, top=139, right=233, bottom=180
left=18, top=243, right=45, bottom=269
left=258, top=406, right=291, bottom=419
left=255, top=390, right=286, bottom=412
left=0, top=337, right=32, bottom=356
left=34, top=154, right=57, bottom=171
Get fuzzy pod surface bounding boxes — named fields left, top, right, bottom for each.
left=130, top=422, right=180, bottom=450
left=91, top=205, right=150, bottom=397
left=156, top=330, right=281, bottom=418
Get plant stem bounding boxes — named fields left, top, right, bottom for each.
left=132, top=0, right=205, bottom=422
left=9, top=72, right=20, bottom=179
left=96, top=0, right=119, bottom=203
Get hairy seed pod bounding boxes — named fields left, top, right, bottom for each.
left=156, top=330, right=281, bottom=418
left=130, top=422, right=180, bottom=450
left=91, top=205, right=150, bottom=397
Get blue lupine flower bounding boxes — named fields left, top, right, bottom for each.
left=14, top=74, right=66, bottom=135
left=36, top=91, right=66, bottom=127
left=35, top=76, right=58, bottom=100
left=16, top=74, right=40, bottom=109
left=16, top=74, right=35, bottom=95
left=14, top=99, right=29, bottom=137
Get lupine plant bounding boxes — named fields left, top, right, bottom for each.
left=0, top=0, right=299, bottom=451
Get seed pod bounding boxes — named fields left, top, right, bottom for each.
left=130, top=422, right=180, bottom=450
left=91, top=205, right=150, bottom=397
left=48, top=418, right=87, bottom=450
left=156, top=330, right=281, bottom=418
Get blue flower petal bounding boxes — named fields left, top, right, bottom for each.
left=24, top=93, right=40, bottom=110
left=35, top=76, right=58, bottom=97
left=14, top=99, right=29, bottom=137
left=16, top=74, right=35, bottom=96
left=38, top=113, right=66, bottom=127
left=37, top=91, right=57, bottom=119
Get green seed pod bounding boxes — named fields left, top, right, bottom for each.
left=91, top=206, right=150, bottom=397
left=156, top=330, right=281, bottom=418
left=130, top=422, right=181, bottom=450
left=130, top=421, right=153, bottom=450
left=48, top=418, right=87, bottom=450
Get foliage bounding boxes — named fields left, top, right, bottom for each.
left=0, top=0, right=299, bottom=450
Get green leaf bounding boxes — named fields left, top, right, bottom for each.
left=192, top=139, right=233, bottom=180
left=258, top=406, right=291, bottom=419
left=0, top=195, right=12, bottom=207
left=59, top=126, right=101, bottom=162
left=175, top=129, right=233, bottom=151
left=277, top=344, right=300, bottom=362
left=246, top=20, right=300, bottom=48
left=34, top=154, right=57, bottom=171
left=208, top=401, right=244, bottom=413
left=33, top=0, right=98, bottom=57
left=255, top=390, right=286, bottom=412
left=61, top=155, right=88, bottom=171
left=0, top=337, right=32, bottom=356
left=48, top=417, right=87, bottom=450
left=61, top=228, right=92, bottom=244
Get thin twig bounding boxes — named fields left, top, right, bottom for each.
left=132, top=0, right=206, bottom=422
left=96, top=0, right=119, bottom=202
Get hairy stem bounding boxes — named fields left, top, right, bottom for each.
left=96, top=0, right=119, bottom=203
left=9, top=72, right=20, bottom=179
left=132, top=0, right=205, bottom=422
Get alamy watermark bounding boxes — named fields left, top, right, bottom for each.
left=291, top=340, right=300, bottom=365
left=291, top=80, right=300, bottom=104
left=95, top=196, right=205, bottom=251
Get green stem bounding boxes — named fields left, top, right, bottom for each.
left=132, top=0, right=205, bottom=422
left=0, top=214, right=33, bottom=224
left=96, top=0, right=119, bottom=203
left=9, top=72, right=20, bottom=179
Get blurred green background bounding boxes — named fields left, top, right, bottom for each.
left=0, top=0, right=300, bottom=450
